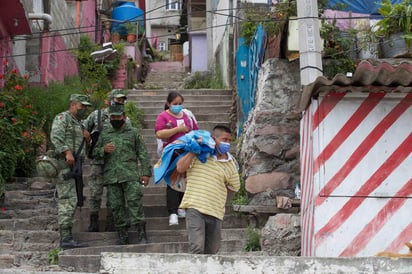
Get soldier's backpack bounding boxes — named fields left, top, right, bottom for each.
left=35, top=150, right=60, bottom=178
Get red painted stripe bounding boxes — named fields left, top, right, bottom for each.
left=301, top=112, right=311, bottom=255
left=314, top=93, right=385, bottom=174
left=385, top=223, right=412, bottom=253
left=317, top=93, right=412, bottom=204
left=315, top=132, right=412, bottom=248
left=313, top=92, right=345, bottom=130
left=339, top=178, right=412, bottom=256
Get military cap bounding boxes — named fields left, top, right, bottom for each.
left=110, top=89, right=127, bottom=99
left=108, top=104, right=125, bottom=116
left=70, top=94, right=92, bottom=106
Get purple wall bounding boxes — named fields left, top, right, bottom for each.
left=191, top=33, right=207, bottom=72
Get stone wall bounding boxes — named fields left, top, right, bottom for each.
left=239, top=58, right=301, bottom=197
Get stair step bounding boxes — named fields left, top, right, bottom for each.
left=73, top=228, right=247, bottom=246
left=0, top=216, right=58, bottom=231
left=134, top=100, right=232, bottom=108
left=59, top=240, right=247, bottom=273
left=129, top=89, right=232, bottom=96
left=0, top=254, right=14, bottom=268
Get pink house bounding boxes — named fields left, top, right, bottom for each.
left=1, top=0, right=98, bottom=87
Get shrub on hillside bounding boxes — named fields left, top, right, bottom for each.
left=0, top=61, right=45, bottom=179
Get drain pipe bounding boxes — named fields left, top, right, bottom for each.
left=28, top=13, right=53, bottom=24
left=28, top=13, right=53, bottom=31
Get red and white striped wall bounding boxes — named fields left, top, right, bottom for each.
left=301, top=91, right=412, bottom=257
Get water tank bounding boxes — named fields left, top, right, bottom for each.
left=112, top=2, right=144, bottom=35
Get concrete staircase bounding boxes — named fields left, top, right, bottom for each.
left=57, top=86, right=247, bottom=272
left=136, top=61, right=189, bottom=90
left=0, top=64, right=253, bottom=273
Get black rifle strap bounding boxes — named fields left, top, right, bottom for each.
left=75, top=138, right=86, bottom=160
left=97, top=109, right=102, bottom=132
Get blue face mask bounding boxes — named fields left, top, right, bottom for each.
left=170, top=105, right=183, bottom=114
left=217, top=142, right=231, bottom=154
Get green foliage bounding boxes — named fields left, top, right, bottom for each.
left=232, top=176, right=248, bottom=205
left=244, top=226, right=261, bottom=252
left=28, top=76, right=82, bottom=139
left=375, top=0, right=412, bottom=47
left=320, top=19, right=357, bottom=78
left=0, top=61, right=45, bottom=178
left=48, top=247, right=62, bottom=265
left=183, top=68, right=224, bottom=89
left=75, top=35, right=120, bottom=107
left=152, top=48, right=169, bottom=61
left=126, top=22, right=137, bottom=34
left=124, top=101, right=144, bottom=130
left=240, top=3, right=284, bottom=45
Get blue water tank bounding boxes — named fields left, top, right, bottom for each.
left=112, top=2, right=144, bottom=35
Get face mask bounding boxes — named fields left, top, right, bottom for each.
left=76, top=108, right=87, bottom=119
left=110, top=119, right=125, bottom=129
left=217, top=141, right=231, bottom=154
left=170, top=105, right=183, bottom=114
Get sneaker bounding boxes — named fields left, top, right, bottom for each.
left=177, top=208, right=186, bottom=218
left=90, top=47, right=114, bottom=59
left=90, top=42, right=116, bottom=60
left=169, top=213, right=178, bottom=226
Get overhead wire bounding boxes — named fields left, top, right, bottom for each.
left=0, top=2, right=399, bottom=59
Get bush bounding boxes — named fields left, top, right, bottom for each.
left=28, top=76, right=83, bottom=140
left=183, top=69, right=224, bottom=89
left=124, top=101, right=145, bottom=130
left=244, top=226, right=261, bottom=251
left=0, top=61, right=45, bottom=178
left=232, top=176, right=248, bottom=205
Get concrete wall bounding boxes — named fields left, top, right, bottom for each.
left=100, top=252, right=412, bottom=274
left=207, top=0, right=233, bottom=69
left=145, top=0, right=180, bottom=48
left=191, top=33, right=207, bottom=72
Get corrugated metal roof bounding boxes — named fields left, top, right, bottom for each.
left=299, top=60, right=412, bottom=112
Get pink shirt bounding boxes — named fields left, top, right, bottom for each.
left=155, top=110, right=199, bottom=147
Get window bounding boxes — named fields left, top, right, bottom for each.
left=166, top=0, right=180, bottom=11
left=159, top=42, right=166, bottom=51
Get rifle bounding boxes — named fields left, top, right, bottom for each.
left=63, top=139, right=85, bottom=207
left=87, top=109, right=102, bottom=159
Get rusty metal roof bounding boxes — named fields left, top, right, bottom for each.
left=298, top=60, right=412, bottom=112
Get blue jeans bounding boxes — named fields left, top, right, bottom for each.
left=185, top=208, right=221, bottom=254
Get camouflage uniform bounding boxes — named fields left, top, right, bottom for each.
left=50, top=110, right=85, bottom=240
left=93, top=115, right=151, bottom=243
left=84, top=107, right=132, bottom=231
left=83, top=108, right=111, bottom=231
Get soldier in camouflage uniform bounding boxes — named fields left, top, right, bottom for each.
left=50, top=94, right=91, bottom=249
left=83, top=89, right=129, bottom=232
left=93, top=104, right=152, bottom=245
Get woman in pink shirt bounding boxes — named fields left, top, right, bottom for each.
left=155, top=91, right=198, bottom=225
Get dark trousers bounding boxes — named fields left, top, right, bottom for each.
left=185, top=208, right=221, bottom=254
left=167, top=185, right=184, bottom=215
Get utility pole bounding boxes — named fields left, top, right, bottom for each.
left=297, top=0, right=323, bottom=85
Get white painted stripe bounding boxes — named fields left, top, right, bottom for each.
left=362, top=200, right=412, bottom=256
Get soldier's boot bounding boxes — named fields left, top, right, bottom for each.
left=87, top=214, right=99, bottom=232
left=116, top=227, right=129, bottom=245
left=105, top=208, right=116, bottom=232
left=137, top=223, right=148, bottom=244
left=60, top=228, right=89, bottom=249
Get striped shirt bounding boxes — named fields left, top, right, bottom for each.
left=179, top=154, right=240, bottom=220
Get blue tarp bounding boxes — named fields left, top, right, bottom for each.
left=327, top=0, right=404, bottom=15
